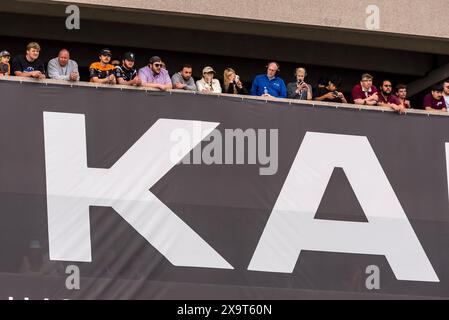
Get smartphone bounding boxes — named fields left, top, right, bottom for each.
left=235, top=75, right=240, bottom=82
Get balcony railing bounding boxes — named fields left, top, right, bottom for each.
left=1, top=75, right=447, bottom=117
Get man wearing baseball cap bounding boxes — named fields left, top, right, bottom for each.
left=89, top=48, right=116, bottom=84
left=116, top=52, right=141, bottom=86
left=0, top=50, right=11, bottom=76
left=138, top=55, right=172, bottom=91
left=196, top=66, right=222, bottom=93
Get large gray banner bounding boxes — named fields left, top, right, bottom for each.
left=0, top=80, right=449, bottom=300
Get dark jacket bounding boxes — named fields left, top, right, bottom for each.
left=225, top=82, right=248, bottom=95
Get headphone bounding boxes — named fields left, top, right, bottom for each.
left=266, top=61, right=280, bottom=76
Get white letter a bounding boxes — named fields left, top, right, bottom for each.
left=249, top=132, right=438, bottom=282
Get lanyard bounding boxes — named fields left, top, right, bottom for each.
left=60, top=64, right=68, bottom=76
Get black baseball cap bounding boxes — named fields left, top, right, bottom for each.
left=123, top=52, right=135, bottom=61
left=431, top=83, right=444, bottom=92
left=99, top=48, right=112, bottom=56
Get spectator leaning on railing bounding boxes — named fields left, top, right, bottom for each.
left=250, top=62, right=287, bottom=98
left=171, top=64, right=196, bottom=91
left=138, top=56, right=172, bottom=91
left=352, top=73, right=378, bottom=106
left=395, top=84, right=411, bottom=109
left=314, top=75, right=347, bottom=103
left=0, top=50, right=11, bottom=76
left=423, top=83, right=447, bottom=112
left=11, top=42, right=46, bottom=79
left=89, top=48, right=116, bottom=84
left=196, top=66, right=222, bottom=93
left=377, top=80, right=405, bottom=114
left=115, top=52, right=141, bottom=86
left=47, top=49, right=79, bottom=81
left=287, top=67, right=312, bottom=100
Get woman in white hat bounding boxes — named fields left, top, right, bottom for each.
left=196, top=66, right=222, bottom=93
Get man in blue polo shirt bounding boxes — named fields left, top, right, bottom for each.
left=250, top=62, right=287, bottom=98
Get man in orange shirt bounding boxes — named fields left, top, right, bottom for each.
left=89, top=48, right=116, bottom=84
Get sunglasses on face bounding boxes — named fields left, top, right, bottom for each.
left=153, top=63, right=162, bottom=67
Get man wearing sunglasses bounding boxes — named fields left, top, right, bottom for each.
left=377, top=80, right=405, bottom=113
left=89, top=48, right=116, bottom=84
left=138, top=56, right=172, bottom=91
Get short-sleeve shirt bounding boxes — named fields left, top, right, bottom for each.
left=423, top=93, right=447, bottom=110
left=378, top=93, right=401, bottom=105
left=138, top=66, right=171, bottom=85
left=11, top=55, right=45, bottom=74
left=351, top=84, right=378, bottom=101
left=89, top=62, right=115, bottom=80
left=115, top=65, right=137, bottom=81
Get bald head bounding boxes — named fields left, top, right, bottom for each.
left=267, top=62, right=279, bottom=79
left=58, top=49, right=70, bottom=67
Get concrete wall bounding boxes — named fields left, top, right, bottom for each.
left=49, top=0, right=449, bottom=39
left=7, top=0, right=448, bottom=55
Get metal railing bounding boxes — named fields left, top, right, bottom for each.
left=1, top=75, right=447, bottom=117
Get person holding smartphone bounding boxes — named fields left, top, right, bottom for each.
left=223, top=68, right=248, bottom=95
left=315, top=75, right=348, bottom=103
left=287, top=67, right=313, bottom=100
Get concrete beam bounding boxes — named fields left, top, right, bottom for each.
left=0, top=11, right=434, bottom=77
left=407, top=64, right=449, bottom=96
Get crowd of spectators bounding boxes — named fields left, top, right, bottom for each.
left=1, top=42, right=448, bottom=113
